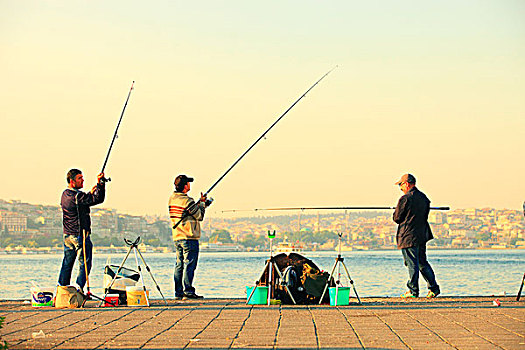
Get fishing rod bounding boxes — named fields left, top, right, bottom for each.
left=173, top=67, right=337, bottom=229
left=517, top=273, right=525, bottom=302
left=222, top=206, right=450, bottom=213
left=100, top=81, right=135, bottom=182
left=519, top=202, right=525, bottom=301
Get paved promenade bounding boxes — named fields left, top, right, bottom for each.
left=1, top=297, right=523, bottom=349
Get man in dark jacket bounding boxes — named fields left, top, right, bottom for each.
left=393, top=174, right=440, bottom=298
left=58, top=169, right=105, bottom=290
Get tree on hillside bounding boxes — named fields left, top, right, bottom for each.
left=476, top=232, right=491, bottom=241
left=239, top=233, right=266, bottom=248
left=284, top=229, right=335, bottom=244
left=209, top=229, right=233, bottom=243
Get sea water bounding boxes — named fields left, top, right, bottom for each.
left=0, top=250, right=523, bottom=300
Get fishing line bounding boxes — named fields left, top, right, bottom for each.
left=173, top=67, right=337, bottom=229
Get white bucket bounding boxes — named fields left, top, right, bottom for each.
left=30, top=287, right=54, bottom=307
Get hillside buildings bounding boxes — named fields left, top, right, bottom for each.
left=1, top=198, right=523, bottom=251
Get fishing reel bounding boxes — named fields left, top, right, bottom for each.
left=205, top=197, right=214, bottom=207
left=124, top=236, right=141, bottom=247
left=100, top=176, right=111, bottom=184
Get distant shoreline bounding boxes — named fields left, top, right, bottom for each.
left=1, top=246, right=523, bottom=255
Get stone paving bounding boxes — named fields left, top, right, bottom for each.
left=1, top=297, right=524, bottom=349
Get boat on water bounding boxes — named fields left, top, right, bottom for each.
left=200, top=242, right=244, bottom=252
left=274, top=242, right=303, bottom=253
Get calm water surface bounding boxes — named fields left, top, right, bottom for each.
left=1, top=249, right=523, bottom=300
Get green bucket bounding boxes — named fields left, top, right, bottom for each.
left=329, top=287, right=350, bottom=306
left=246, top=286, right=268, bottom=305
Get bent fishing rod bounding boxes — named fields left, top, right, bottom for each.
left=173, top=67, right=337, bottom=229
left=100, top=81, right=135, bottom=183
left=222, top=206, right=450, bottom=213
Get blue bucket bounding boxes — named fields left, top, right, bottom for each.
left=329, top=287, right=350, bottom=306
left=246, top=286, right=268, bottom=305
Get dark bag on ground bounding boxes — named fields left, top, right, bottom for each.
left=257, top=253, right=334, bottom=305
left=301, top=263, right=329, bottom=298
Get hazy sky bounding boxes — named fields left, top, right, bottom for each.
left=1, top=1, right=524, bottom=217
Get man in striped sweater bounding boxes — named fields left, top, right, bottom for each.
left=169, top=174, right=209, bottom=300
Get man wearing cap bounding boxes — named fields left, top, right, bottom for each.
left=393, top=174, right=440, bottom=298
left=169, top=175, right=209, bottom=300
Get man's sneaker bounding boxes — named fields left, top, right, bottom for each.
left=401, top=291, right=417, bottom=298
left=174, top=296, right=183, bottom=301
left=426, top=290, right=440, bottom=298
left=183, top=293, right=204, bottom=300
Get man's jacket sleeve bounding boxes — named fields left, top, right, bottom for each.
left=393, top=195, right=408, bottom=224
left=77, top=184, right=105, bottom=207
left=186, top=199, right=205, bottom=221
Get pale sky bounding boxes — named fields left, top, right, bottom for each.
left=1, top=1, right=524, bottom=217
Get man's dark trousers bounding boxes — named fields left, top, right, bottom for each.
left=401, top=244, right=439, bottom=296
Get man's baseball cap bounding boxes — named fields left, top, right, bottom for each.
left=395, top=173, right=416, bottom=185
left=174, top=174, right=194, bottom=187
